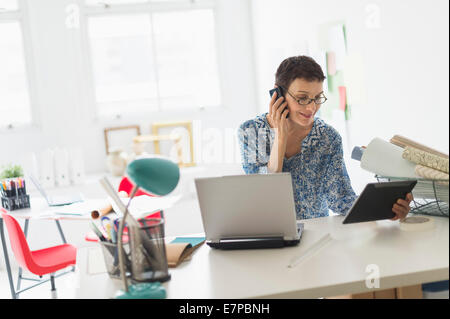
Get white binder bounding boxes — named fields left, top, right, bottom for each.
left=54, top=148, right=70, bottom=187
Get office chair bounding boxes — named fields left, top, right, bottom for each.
left=84, top=176, right=163, bottom=242
left=1, top=211, right=77, bottom=299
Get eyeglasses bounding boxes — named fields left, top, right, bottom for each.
left=281, top=86, right=328, bottom=106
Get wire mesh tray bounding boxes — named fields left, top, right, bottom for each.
left=376, top=175, right=449, bottom=217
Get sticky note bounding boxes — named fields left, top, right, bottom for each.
left=338, top=86, right=347, bottom=111
left=327, top=51, right=337, bottom=76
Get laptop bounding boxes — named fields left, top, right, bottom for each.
left=194, top=173, right=304, bottom=249
left=29, top=175, right=83, bottom=207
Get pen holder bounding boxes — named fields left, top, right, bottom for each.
left=128, top=218, right=171, bottom=283
left=99, top=241, right=132, bottom=280
left=1, top=178, right=29, bottom=211
left=1, top=194, right=30, bottom=211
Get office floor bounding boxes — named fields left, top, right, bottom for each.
left=0, top=268, right=78, bottom=299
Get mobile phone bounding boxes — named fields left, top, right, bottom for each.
left=269, top=87, right=289, bottom=118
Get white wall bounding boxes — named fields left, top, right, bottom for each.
left=251, top=0, right=449, bottom=192
left=0, top=0, right=257, bottom=175
left=4, top=0, right=447, bottom=182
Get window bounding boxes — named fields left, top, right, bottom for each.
left=84, top=0, right=221, bottom=117
left=0, top=0, right=32, bottom=128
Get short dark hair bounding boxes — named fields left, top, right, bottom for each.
left=275, top=56, right=326, bottom=89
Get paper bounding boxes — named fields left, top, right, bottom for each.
left=40, top=198, right=107, bottom=217
left=360, top=138, right=420, bottom=178
left=311, top=50, right=329, bottom=94
left=114, top=194, right=182, bottom=219
left=328, top=24, right=346, bottom=71
left=326, top=51, right=337, bottom=76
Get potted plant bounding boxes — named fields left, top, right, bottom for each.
left=0, top=164, right=24, bottom=179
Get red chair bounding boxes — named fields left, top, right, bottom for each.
left=1, top=210, right=77, bottom=299
left=85, top=176, right=163, bottom=242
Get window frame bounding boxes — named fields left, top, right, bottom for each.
left=79, top=0, right=222, bottom=121
left=0, top=0, right=38, bottom=131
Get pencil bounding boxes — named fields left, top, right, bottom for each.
left=287, top=233, right=333, bottom=268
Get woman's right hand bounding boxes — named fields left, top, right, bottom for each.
left=268, top=89, right=289, bottom=141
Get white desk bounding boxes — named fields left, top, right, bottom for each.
left=74, top=214, right=449, bottom=299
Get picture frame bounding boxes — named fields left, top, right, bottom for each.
left=151, top=121, right=195, bottom=167
left=103, top=125, right=141, bottom=155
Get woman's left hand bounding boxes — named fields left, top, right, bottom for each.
left=391, top=193, right=414, bottom=221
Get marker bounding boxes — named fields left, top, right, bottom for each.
left=109, top=222, right=117, bottom=243
left=9, top=180, right=14, bottom=197
left=104, top=223, right=113, bottom=241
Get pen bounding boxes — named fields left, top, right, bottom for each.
left=287, top=233, right=333, bottom=268
left=17, top=178, right=22, bottom=195
left=90, top=222, right=107, bottom=242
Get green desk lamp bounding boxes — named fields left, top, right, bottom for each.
left=114, top=156, right=180, bottom=299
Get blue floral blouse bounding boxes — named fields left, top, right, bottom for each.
left=237, top=113, right=357, bottom=219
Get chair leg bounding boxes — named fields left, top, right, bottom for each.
left=16, top=267, right=23, bottom=293
left=50, top=273, right=57, bottom=299
left=15, top=219, right=29, bottom=296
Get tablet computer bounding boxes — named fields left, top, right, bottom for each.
left=343, top=180, right=417, bottom=224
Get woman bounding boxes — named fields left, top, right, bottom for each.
left=238, top=55, right=412, bottom=220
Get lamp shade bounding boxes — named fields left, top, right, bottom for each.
left=126, top=157, right=180, bottom=196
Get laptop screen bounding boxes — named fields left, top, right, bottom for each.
left=29, top=175, right=49, bottom=200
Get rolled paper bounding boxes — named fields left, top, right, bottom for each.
left=91, top=191, right=129, bottom=219
left=390, top=135, right=448, bottom=159
left=414, top=165, right=449, bottom=181
left=403, top=147, right=449, bottom=174
left=91, top=203, right=113, bottom=219
left=360, top=138, right=419, bottom=178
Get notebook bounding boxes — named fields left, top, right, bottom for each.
left=165, top=237, right=205, bottom=267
